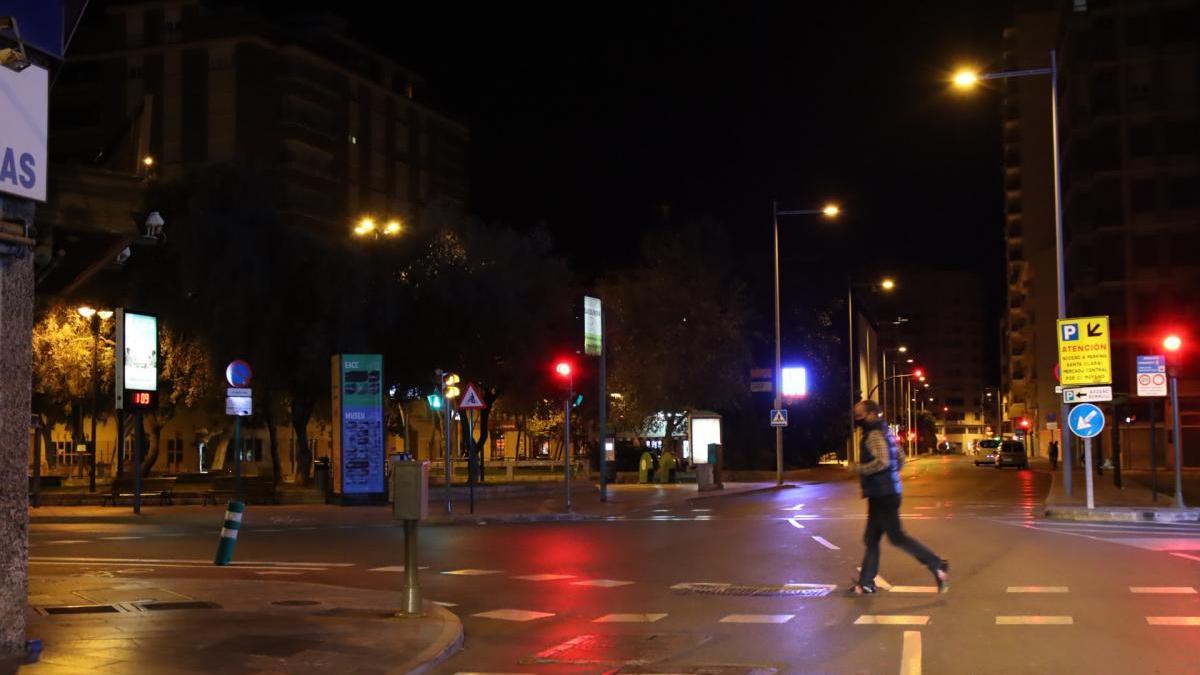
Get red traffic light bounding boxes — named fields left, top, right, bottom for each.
left=554, top=361, right=572, bottom=378
left=1019, top=418, right=1031, bottom=429
left=913, top=368, right=924, bottom=379
left=1163, top=334, right=1183, bottom=352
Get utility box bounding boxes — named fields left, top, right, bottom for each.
left=391, top=459, right=429, bottom=520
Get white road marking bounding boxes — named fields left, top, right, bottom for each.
left=652, top=509, right=671, bottom=513
left=432, top=601, right=458, bottom=607
left=1106, top=538, right=1200, bottom=552
left=812, top=536, right=839, bottom=550
left=472, top=609, right=554, bottom=622
left=512, top=574, right=575, bottom=581
left=787, top=518, right=806, bottom=530
left=691, top=508, right=712, bottom=512
left=100, top=536, right=143, bottom=541
left=890, top=586, right=938, bottom=593
left=42, top=540, right=89, bottom=545
left=1170, top=553, right=1200, bottom=563
left=854, top=615, right=929, bottom=626
left=368, top=565, right=430, bottom=573
left=571, top=579, right=633, bottom=588
left=719, top=614, right=794, bottom=624
left=1007, top=586, right=1069, bottom=593
left=1131, top=587, right=1197, bottom=594
left=995, top=616, right=1073, bottom=625
left=1145, top=616, right=1200, bottom=626
left=782, top=504, right=806, bottom=511
left=442, top=569, right=504, bottom=576
left=594, top=613, right=667, bottom=623
left=901, top=631, right=922, bottom=675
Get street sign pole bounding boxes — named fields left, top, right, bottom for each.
left=467, top=411, right=475, bottom=515
left=598, top=307, right=608, bottom=503
left=1170, top=373, right=1185, bottom=508
left=133, top=413, right=144, bottom=514
left=564, top=375, right=573, bottom=512
left=1083, top=436, right=1094, bottom=510
left=1150, top=398, right=1158, bottom=502
left=233, top=416, right=242, bottom=503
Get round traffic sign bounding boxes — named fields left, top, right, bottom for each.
left=225, top=359, right=253, bottom=387
left=1138, top=374, right=1152, bottom=386
left=1067, top=403, right=1105, bottom=439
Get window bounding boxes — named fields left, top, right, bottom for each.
left=167, top=438, right=184, bottom=465
left=1166, top=122, right=1197, bottom=156
left=1128, top=123, right=1153, bottom=157
left=1131, top=179, right=1156, bottom=213
left=1168, top=176, right=1199, bottom=211
left=242, top=438, right=264, bottom=463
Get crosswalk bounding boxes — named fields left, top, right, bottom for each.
left=998, top=518, right=1200, bottom=558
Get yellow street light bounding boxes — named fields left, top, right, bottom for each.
left=384, top=219, right=402, bottom=236
left=952, top=69, right=979, bottom=89
left=97, top=310, right=113, bottom=320
left=880, top=278, right=896, bottom=291
left=898, top=345, right=908, bottom=353
left=142, top=155, right=155, bottom=168
left=353, top=216, right=376, bottom=237
left=822, top=203, right=840, bottom=218
left=77, top=306, right=96, bottom=319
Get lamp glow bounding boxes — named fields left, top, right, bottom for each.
left=781, top=366, right=808, bottom=397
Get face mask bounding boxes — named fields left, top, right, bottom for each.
left=855, top=417, right=869, bottom=428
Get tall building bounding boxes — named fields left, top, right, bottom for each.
left=1000, top=3, right=1060, bottom=455
left=1003, top=0, right=1199, bottom=468
left=899, top=272, right=991, bottom=450
left=48, top=0, right=469, bottom=235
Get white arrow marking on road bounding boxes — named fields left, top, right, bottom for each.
left=812, top=536, right=839, bottom=550
left=787, top=518, right=806, bottom=529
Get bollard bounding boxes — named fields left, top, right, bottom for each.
left=213, top=500, right=245, bottom=565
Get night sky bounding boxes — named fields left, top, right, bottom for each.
left=272, top=1, right=1011, bottom=358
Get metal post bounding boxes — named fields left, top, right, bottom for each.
left=403, top=519, right=421, bottom=614
left=89, top=316, right=99, bottom=493
left=847, top=276, right=856, bottom=463
left=598, top=308, right=608, bottom=502
left=1083, top=436, right=1094, bottom=509
left=133, top=412, right=144, bottom=514
left=1169, top=373, right=1185, bottom=508
left=772, top=201, right=784, bottom=482
left=1150, top=398, right=1158, bottom=502
left=439, top=372, right=452, bottom=515
left=116, top=412, right=125, bottom=478
left=881, top=351, right=888, bottom=425
left=1050, top=48, right=1073, bottom=498
left=233, top=416, right=242, bottom=503
left=564, top=376, right=573, bottom=511
left=467, top=411, right=475, bottom=514
left=32, top=418, right=42, bottom=508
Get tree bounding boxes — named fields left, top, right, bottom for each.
left=31, top=304, right=114, bottom=468
left=142, top=326, right=217, bottom=475
left=600, top=221, right=753, bottom=453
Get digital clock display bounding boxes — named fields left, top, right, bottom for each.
left=126, top=389, right=157, bottom=410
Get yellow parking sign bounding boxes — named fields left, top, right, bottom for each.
left=1056, top=316, right=1111, bottom=386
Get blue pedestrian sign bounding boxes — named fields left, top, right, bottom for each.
left=770, top=409, right=788, bottom=427
left=1067, top=403, right=1105, bottom=439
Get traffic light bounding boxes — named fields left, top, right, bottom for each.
left=1163, top=334, right=1182, bottom=352
left=571, top=393, right=584, bottom=408
left=913, top=368, right=924, bottom=379
left=1019, top=418, right=1031, bottom=429
left=554, top=360, right=573, bottom=379
left=426, top=393, right=443, bottom=410
left=442, top=373, right=460, bottom=399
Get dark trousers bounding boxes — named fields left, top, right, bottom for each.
left=858, top=494, right=941, bottom=587
left=1049, top=454, right=1058, bottom=470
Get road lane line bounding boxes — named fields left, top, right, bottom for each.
left=31, top=560, right=325, bottom=571
left=512, top=574, right=575, bottom=581
left=1131, top=586, right=1197, bottom=594
left=890, top=586, right=938, bottom=593
left=901, top=631, right=921, bottom=675
left=782, top=504, right=806, bottom=511
left=594, top=613, right=667, bottom=623
left=1145, top=617, right=1200, bottom=626
left=442, top=569, right=504, bottom=576
left=472, top=609, right=554, bottom=622
left=855, top=569, right=892, bottom=590
left=41, top=540, right=89, bottom=545
left=787, top=518, right=806, bottom=530
left=854, top=615, right=929, bottom=626
left=570, top=579, right=633, bottom=588
left=719, top=614, right=794, bottom=624
left=1170, top=553, right=1200, bottom=563
left=812, top=536, right=839, bottom=550
left=100, top=536, right=143, bottom=541
left=995, top=616, right=1073, bottom=625
left=29, top=556, right=349, bottom=567
left=1007, top=586, right=1069, bottom=593
left=369, top=565, right=430, bottom=572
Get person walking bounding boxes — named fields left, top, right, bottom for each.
left=848, top=400, right=950, bottom=595
left=1048, top=440, right=1059, bottom=471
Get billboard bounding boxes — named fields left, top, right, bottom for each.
left=584, top=296, right=602, bottom=356
left=0, top=63, right=48, bottom=201
left=331, top=354, right=385, bottom=497
left=115, top=309, right=158, bottom=410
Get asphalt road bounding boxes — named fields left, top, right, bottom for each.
left=28, top=456, right=1200, bottom=674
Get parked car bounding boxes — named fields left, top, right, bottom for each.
left=974, top=439, right=1001, bottom=466
left=995, top=440, right=1029, bottom=470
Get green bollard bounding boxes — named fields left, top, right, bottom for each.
left=213, top=500, right=245, bottom=566
left=638, top=452, right=654, bottom=484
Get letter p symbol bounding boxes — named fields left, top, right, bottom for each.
left=1061, top=323, right=1079, bottom=341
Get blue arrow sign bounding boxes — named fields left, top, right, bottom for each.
left=1067, top=403, right=1105, bottom=439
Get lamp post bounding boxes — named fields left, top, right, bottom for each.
left=78, top=306, right=113, bottom=492
left=953, top=50, right=1069, bottom=491
left=772, top=201, right=839, bottom=482
left=847, top=277, right=896, bottom=463
left=1163, top=334, right=1185, bottom=508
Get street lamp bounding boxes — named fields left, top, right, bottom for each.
left=554, top=360, right=575, bottom=510
left=772, top=200, right=839, bottom=481
left=1163, top=334, right=1185, bottom=507
left=950, top=51, right=1070, bottom=489
left=847, top=277, right=896, bottom=463
left=78, top=305, right=112, bottom=492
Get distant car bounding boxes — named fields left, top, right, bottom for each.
left=974, top=439, right=1001, bottom=466
left=937, top=441, right=961, bottom=455
left=995, top=440, right=1029, bottom=470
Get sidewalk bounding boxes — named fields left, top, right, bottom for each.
left=1044, top=465, right=1200, bottom=523
left=17, top=576, right=461, bottom=675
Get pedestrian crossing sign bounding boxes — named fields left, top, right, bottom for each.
left=770, top=409, right=788, bottom=427
left=459, top=382, right=487, bottom=409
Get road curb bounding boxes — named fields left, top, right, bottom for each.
left=405, top=602, right=465, bottom=674
left=1043, top=506, right=1200, bottom=523
left=686, top=484, right=799, bottom=502
left=424, top=512, right=610, bottom=526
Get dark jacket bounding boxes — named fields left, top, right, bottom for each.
left=858, top=420, right=902, bottom=498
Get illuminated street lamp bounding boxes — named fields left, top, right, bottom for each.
left=78, top=305, right=113, bottom=492
left=1163, top=333, right=1185, bottom=507
left=772, top=200, right=840, bottom=481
